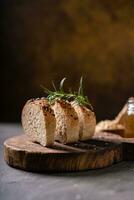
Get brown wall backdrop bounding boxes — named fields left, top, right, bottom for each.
left=1, top=0, right=134, bottom=122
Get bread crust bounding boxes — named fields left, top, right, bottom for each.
left=21, top=98, right=56, bottom=147
left=71, top=101, right=96, bottom=141
left=22, top=98, right=96, bottom=145
left=51, top=100, right=79, bottom=144
left=96, top=120, right=125, bottom=137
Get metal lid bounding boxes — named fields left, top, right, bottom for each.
left=128, top=97, right=134, bottom=103
left=128, top=97, right=134, bottom=115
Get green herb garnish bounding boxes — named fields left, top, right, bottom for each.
left=41, top=78, right=68, bottom=103
left=41, top=77, right=93, bottom=110
left=72, top=77, right=93, bottom=110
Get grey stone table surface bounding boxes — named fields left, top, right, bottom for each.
left=1, top=124, right=134, bottom=200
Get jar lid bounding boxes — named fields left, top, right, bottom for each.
left=128, top=97, right=134, bottom=103
left=128, top=97, right=134, bottom=115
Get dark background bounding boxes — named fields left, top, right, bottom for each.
left=1, top=0, right=134, bottom=122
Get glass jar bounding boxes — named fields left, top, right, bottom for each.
left=124, top=97, right=134, bottom=138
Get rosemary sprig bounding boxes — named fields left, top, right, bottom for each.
left=41, top=78, right=68, bottom=103
left=52, top=80, right=57, bottom=91
left=72, top=77, right=93, bottom=110
left=78, top=76, right=84, bottom=96
left=41, top=77, right=93, bottom=110
left=59, top=77, right=66, bottom=92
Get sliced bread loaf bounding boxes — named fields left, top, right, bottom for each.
left=71, top=101, right=96, bottom=141
left=51, top=100, right=79, bottom=144
left=21, top=98, right=56, bottom=147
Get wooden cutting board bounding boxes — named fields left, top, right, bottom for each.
left=93, top=131, right=134, bottom=161
left=4, top=134, right=122, bottom=172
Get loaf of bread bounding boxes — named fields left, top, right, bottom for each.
left=21, top=98, right=56, bottom=147
left=22, top=97, right=96, bottom=146
left=51, top=100, right=79, bottom=144
left=71, top=101, right=96, bottom=141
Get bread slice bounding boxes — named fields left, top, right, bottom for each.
left=51, top=100, right=79, bottom=144
left=21, top=98, right=56, bottom=147
left=71, top=101, right=96, bottom=141
left=96, top=120, right=125, bottom=137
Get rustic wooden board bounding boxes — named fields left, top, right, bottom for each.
left=94, top=132, right=134, bottom=161
left=4, top=134, right=122, bottom=172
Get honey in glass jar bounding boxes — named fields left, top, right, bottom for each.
left=124, top=97, right=134, bottom=138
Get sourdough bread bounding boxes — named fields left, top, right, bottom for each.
left=21, top=98, right=56, bottom=147
left=71, top=101, right=96, bottom=141
left=51, top=100, right=79, bottom=144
